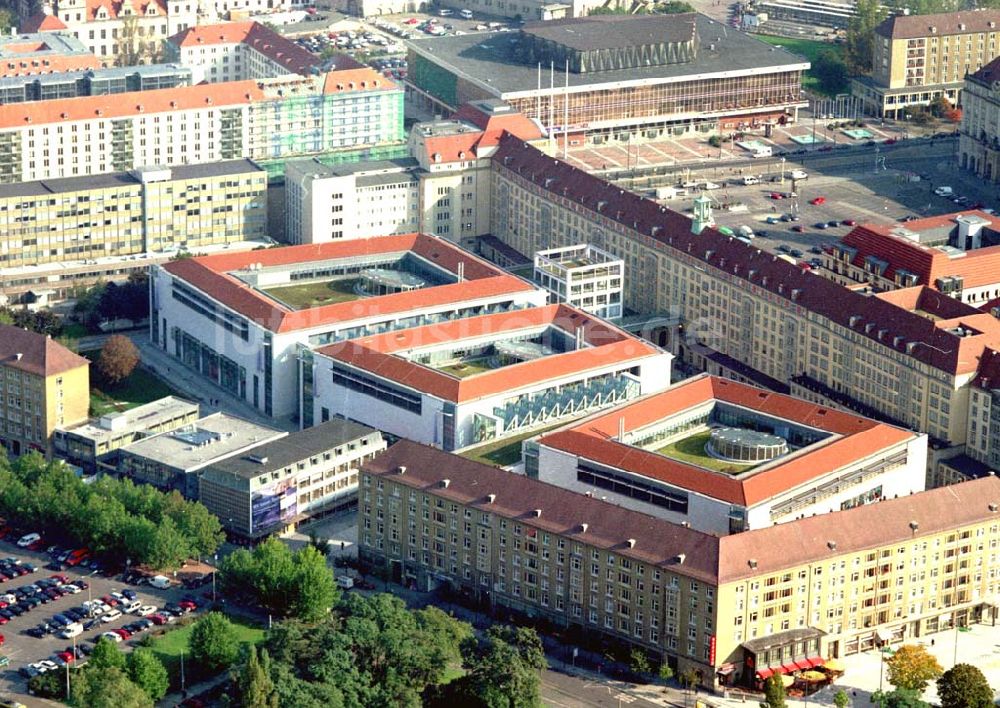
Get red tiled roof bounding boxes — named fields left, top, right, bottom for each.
left=875, top=9, right=1000, bottom=39
left=19, top=14, right=69, bottom=32
left=0, top=51, right=100, bottom=77
left=452, top=103, right=544, bottom=148
left=0, top=325, right=89, bottom=378
left=322, top=67, right=396, bottom=94
left=364, top=440, right=723, bottom=584
left=492, top=134, right=1000, bottom=376
left=538, top=376, right=915, bottom=507
left=718, top=475, right=1000, bottom=582
left=161, top=234, right=535, bottom=334
left=971, top=55, right=1000, bottom=84
left=168, top=21, right=354, bottom=76
left=82, top=0, right=167, bottom=22
left=318, top=303, right=661, bottom=403
left=0, top=80, right=265, bottom=129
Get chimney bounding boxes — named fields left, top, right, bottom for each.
left=909, top=520, right=920, bottom=532
left=748, top=558, right=758, bottom=569
left=990, top=504, right=999, bottom=512
left=827, top=540, right=837, bottom=551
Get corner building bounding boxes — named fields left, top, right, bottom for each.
left=360, top=441, right=1000, bottom=688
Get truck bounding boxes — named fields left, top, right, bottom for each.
left=148, top=575, right=171, bottom=589
left=741, top=175, right=760, bottom=185
left=336, top=575, right=355, bottom=590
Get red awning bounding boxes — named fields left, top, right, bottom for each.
left=807, top=656, right=826, bottom=668
left=781, top=662, right=799, bottom=674
left=795, top=659, right=812, bottom=671
left=757, top=668, right=775, bottom=680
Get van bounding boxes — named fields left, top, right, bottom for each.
left=934, top=186, right=953, bottom=197
left=122, top=599, right=141, bottom=614
left=148, top=575, right=171, bottom=590
left=438, top=7, right=454, bottom=15
left=336, top=575, right=355, bottom=590
left=460, top=8, right=473, bottom=18
left=742, top=175, right=760, bottom=185
left=59, top=623, right=83, bottom=639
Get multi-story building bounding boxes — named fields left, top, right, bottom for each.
left=54, top=395, right=199, bottom=472
left=150, top=233, right=546, bottom=419
left=0, top=325, right=89, bottom=457
left=0, top=31, right=100, bottom=75
left=0, top=62, right=191, bottom=104
left=165, top=21, right=344, bottom=84
left=311, top=303, right=671, bottom=451
left=0, top=159, right=268, bottom=303
left=198, top=418, right=385, bottom=539
left=286, top=100, right=543, bottom=249
left=852, top=9, right=1000, bottom=118
left=0, top=67, right=403, bottom=184
left=489, top=133, right=1000, bottom=454
left=117, top=411, right=286, bottom=498
left=959, top=56, right=1000, bottom=182
left=407, top=15, right=809, bottom=141
left=533, top=244, right=624, bottom=320
left=822, top=210, right=1000, bottom=306
left=360, top=440, right=1000, bottom=686
left=532, top=375, right=927, bottom=535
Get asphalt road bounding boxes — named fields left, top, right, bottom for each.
left=0, top=541, right=208, bottom=702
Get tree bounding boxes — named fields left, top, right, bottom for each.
left=812, top=50, right=849, bottom=95
left=29, top=669, right=67, bottom=699
left=761, top=673, right=787, bottom=708
left=886, top=644, right=943, bottom=693
left=834, top=689, right=851, bottom=708
left=307, top=530, right=332, bottom=557
left=937, top=663, right=993, bottom=708
left=464, top=625, right=545, bottom=708
left=872, top=687, right=930, bottom=708
left=0, top=9, right=13, bottom=35
left=69, top=667, right=152, bottom=708
left=629, top=648, right=651, bottom=677
left=845, top=0, right=886, bottom=74
left=189, top=612, right=240, bottom=672
left=90, top=636, right=127, bottom=671
left=126, top=647, right=169, bottom=702
left=657, top=0, right=694, bottom=11
left=658, top=663, right=674, bottom=684
left=237, top=645, right=279, bottom=708
left=289, top=545, right=337, bottom=622
left=96, top=335, right=140, bottom=385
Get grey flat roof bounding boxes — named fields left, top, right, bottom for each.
left=521, top=14, right=696, bottom=51
left=0, top=159, right=263, bottom=199
left=59, top=396, right=199, bottom=443
left=407, top=14, right=808, bottom=97
left=120, top=413, right=286, bottom=472
left=207, top=418, right=379, bottom=479
left=288, top=156, right=418, bottom=180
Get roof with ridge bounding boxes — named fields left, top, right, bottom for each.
left=875, top=9, right=1000, bottom=39
left=0, top=325, right=89, bottom=378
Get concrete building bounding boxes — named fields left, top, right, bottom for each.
left=165, top=21, right=352, bottom=83
left=117, top=411, right=286, bottom=498
left=360, top=440, right=1000, bottom=686
left=533, top=244, right=623, bottom=320
left=532, top=375, right=927, bottom=535
left=311, top=303, right=671, bottom=451
left=959, top=56, right=1000, bottom=182
left=0, top=67, right=403, bottom=184
left=0, top=325, right=89, bottom=458
left=488, top=133, right=1000, bottom=458
left=54, top=395, right=199, bottom=472
left=0, top=63, right=191, bottom=104
left=822, top=210, right=1000, bottom=306
left=407, top=15, right=809, bottom=141
left=0, top=30, right=100, bottom=75
left=150, top=233, right=546, bottom=419
left=0, top=159, right=268, bottom=304
left=852, top=9, right=1000, bottom=118
left=198, top=418, right=385, bottom=539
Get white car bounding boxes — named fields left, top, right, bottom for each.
left=701, top=182, right=721, bottom=190
left=100, top=631, right=123, bottom=643
left=100, top=609, right=122, bottom=623
left=59, top=583, right=81, bottom=594
left=37, top=660, right=59, bottom=673
left=16, top=533, right=40, bottom=548
left=0, top=593, right=16, bottom=604
left=136, top=605, right=157, bottom=617
left=789, top=170, right=808, bottom=180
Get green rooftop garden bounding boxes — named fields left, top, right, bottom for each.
left=263, top=278, right=362, bottom=309
left=655, top=431, right=755, bottom=474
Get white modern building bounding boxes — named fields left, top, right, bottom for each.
left=150, top=233, right=546, bottom=420
left=311, top=303, right=672, bottom=452
left=534, top=244, right=624, bottom=320
left=532, top=374, right=928, bottom=536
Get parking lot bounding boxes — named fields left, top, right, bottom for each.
left=0, top=539, right=212, bottom=698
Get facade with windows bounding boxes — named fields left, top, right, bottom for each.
left=533, top=375, right=927, bottom=535
left=960, top=56, right=1000, bottom=183
left=533, top=243, right=623, bottom=320
left=150, top=233, right=546, bottom=419
left=360, top=440, right=1000, bottom=689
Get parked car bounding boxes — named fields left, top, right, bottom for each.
left=99, top=631, right=123, bottom=643
left=809, top=196, right=825, bottom=205
left=136, top=605, right=157, bottom=617
left=842, top=219, right=857, bottom=226
left=16, top=533, right=40, bottom=548
left=814, top=222, right=829, bottom=229
left=100, top=609, right=122, bottom=623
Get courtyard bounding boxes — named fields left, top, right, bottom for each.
left=655, top=431, right=758, bottom=474
left=262, top=278, right=361, bottom=309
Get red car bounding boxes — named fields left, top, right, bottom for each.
left=149, top=614, right=169, bottom=626
left=770, top=192, right=784, bottom=200
left=114, top=628, right=132, bottom=640
left=841, top=219, right=856, bottom=226
left=50, top=574, right=68, bottom=584
left=100, top=595, right=118, bottom=607
left=792, top=225, right=805, bottom=233
left=0, top=633, right=5, bottom=646
left=809, top=196, right=826, bottom=205
left=178, top=600, right=197, bottom=611
left=55, top=651, right=75, bottom=664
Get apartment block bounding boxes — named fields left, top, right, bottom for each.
left=360, top=441, right=1000, bottom=687
left=534, top=244, right=624, bottom=320
left=489, top=134, right=1000, bottom=452
left=0, top=31, right=99, bottom=75
left=0, top=63, right=192, bottom=104
left=0, top=67, right=403, bottom=184
left=0, top=325, right=89, bottom=457
left=0, top=159, right=267, bottom=304
left=54, top=395, right=199, bottom=473
left=198, top=418, right=385, bottom=539
left=960, top=57, right=1000, bottom=183
left=852, top=9, right=1000, bottom=118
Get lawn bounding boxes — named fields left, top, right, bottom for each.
left=264, top=278, right=361, bottom=310
left=437, top=358, right=496, bottom=379
left=754, top=34, right=845, bottom=94
left=149, top=617, right=266, bottom=689
left=656, top=431, right=753, bottom=474
left=82, top=350, right=179, bottom=417
left=461, top=420, right=571, bottom=467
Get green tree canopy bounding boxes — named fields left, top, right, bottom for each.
left=886, top=645, right=943, bottom=693
left=937, top=663, right=993, bottom=708
left=237, top=645, right=280, bottom=708
left=812, top=50, right=849, bottom=95
left=126, top=648, right=169, bottom=702
left=762, top=673, right=788, bottom=708
left=463, top=625, right=546, bottom=708
left=89, top=636, right=126, bottom=671
left=70, top=667, right=152, bottom=708
left=845, top=0, right=886, bottom=74
left=189, top=612, right=241, bottom=672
